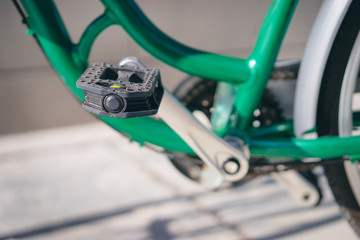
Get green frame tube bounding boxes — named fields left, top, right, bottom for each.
left=18, top=0, right=360, bottom=161
left=76, top=13, right=114, bottom=65
left=101, top=0, right=298, bottom=131
left=250, top=135, right=360, bottom=159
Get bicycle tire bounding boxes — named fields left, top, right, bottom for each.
left=317, top=0, right=360, bottom=235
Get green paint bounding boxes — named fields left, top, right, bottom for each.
left=250, top=134, right=360, bottom=159
left=350, top=155, right=360, bottom=164
left=233, top=0, right=298, bottom=131
left=211, top=82, right=237, bottom=136
left=77, top=13, right=114, bottom=64
left=26, top=29, right=35, bottom=35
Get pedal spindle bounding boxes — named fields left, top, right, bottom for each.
left=76, top=63, right=164, bottom=118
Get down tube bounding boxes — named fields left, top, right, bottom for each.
left=20, top=0, right=193, bottom=154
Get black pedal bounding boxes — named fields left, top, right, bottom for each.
left=76, top=63, right=164, bottom=118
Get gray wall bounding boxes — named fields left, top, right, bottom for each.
left=0, top=0, right=322, bottom=134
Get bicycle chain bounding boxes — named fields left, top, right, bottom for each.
left=247, top=158, right=343, bottom=178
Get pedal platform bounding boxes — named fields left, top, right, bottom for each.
left=76, top=63, right=164, bottom=118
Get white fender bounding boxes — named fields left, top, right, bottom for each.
left=294, top=0, right=352, bottom=137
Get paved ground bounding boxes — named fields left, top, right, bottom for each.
left=0, top=123, right=358, bottom=240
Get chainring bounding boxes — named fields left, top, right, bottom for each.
left=169, top=76, right=284, bottom=183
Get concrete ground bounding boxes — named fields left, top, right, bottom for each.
left=0, top=122, right=358, bottom=240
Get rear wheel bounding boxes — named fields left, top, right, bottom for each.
left=317, top=0, right=360, bottom=235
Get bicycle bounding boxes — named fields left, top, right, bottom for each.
left=13, top=0, right=360, bottom=236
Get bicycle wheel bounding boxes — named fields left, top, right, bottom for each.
left=317, top=0, right=360, bottom=235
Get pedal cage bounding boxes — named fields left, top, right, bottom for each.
left=76, top=63, right=164, bottom=118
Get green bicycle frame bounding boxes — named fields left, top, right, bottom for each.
left=18, top=0, right=360, bottom=161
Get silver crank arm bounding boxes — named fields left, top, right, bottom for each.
left=271, top=170, right=321, bottom=207
left=119, top=57, right=249, bottom=187
left=157, top=89, right=249, bottom=187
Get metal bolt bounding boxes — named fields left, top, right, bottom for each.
left=223, top=158, right=240, bottom=175
left=303, top=193, right=311, bottom=201
left=103, top=94, right=124, bottom=113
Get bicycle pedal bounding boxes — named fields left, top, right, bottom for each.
left=76, top=63, right=164, bottom=118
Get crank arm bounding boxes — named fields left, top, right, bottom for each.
left=119, top=57, right=250, bottom=186
left=271, top=170, right=321, bottom=207
left=157, top=89, right=249, bottom=187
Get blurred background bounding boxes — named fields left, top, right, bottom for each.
left=1, top=0, right=358, bottom=239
